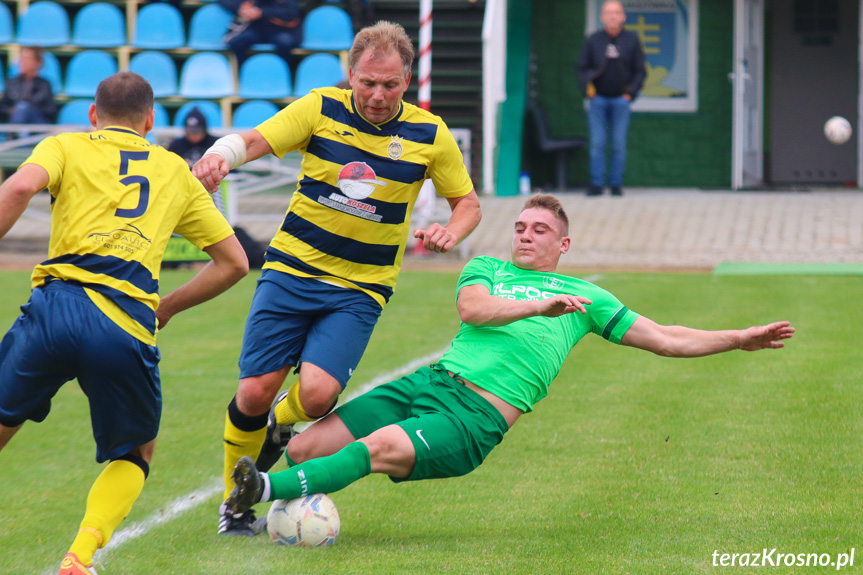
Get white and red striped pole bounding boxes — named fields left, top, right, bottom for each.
left=418, top=0, right=432, bottom=111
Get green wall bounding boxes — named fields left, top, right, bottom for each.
left=525, top=1, right=734, bottom=189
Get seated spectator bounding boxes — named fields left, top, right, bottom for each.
left=0, top=47, right=57, bottom=125
left=169, top=108, right=225, bottom=216
left=169, top=108, right=218, bottom=168
left=220, top=0, right=302, bottom=67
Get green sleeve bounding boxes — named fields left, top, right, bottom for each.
left=600, top=306, right=639, bottom=344
left=454, top=256, right=495, bottom=301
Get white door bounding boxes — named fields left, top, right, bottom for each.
left=731, top=0, right=764, bottom=189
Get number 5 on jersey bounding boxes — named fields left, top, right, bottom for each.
left=115, top=150, right=150, bottom=218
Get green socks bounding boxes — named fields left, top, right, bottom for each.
left=267, top=442, right=371, bottom=501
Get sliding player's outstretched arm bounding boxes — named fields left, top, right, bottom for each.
left=620, top=316, right=795, bottom=358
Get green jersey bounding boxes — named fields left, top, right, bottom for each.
left=439, top=256, right=639, bottom=412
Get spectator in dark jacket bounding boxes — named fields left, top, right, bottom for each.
left=169, top=108, right=225, bottom=215
left=220, top=0, right=302, bottom=67
left=577, top=1, right=644, bottom=197
left=169, top=108, right=218, bottom=168
left=0, top=47, right=57, bottom=125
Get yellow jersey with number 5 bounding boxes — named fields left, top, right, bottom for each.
left=22, top=126, right=234, bottom=344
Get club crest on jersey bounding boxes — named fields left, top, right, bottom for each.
left=543, top=276, right=564, bottom=290
left=337, top=161, right=387, bottom=200
left=387, top=135, right=404, bottom=160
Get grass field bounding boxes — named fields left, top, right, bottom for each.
left=0, top=269, right=861, bottom=574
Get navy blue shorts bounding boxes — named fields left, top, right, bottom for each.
left=238, top=269, right=382, bottom=388
left=0, top=281, right=161, bottom=463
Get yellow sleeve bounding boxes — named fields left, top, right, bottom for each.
left=255, top=91, right=322, bottom=158
left=427, top=123, right=473, bottom=198
left=20, top=135, right=66, bottom=197
left=173, top=171, right=235, bottom=250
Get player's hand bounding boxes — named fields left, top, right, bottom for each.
left=156, top=309, right=173, bottom=330
left=536, top=294, right=592, bottom=317
left=192, top=154, right=230, bottom=195
left=738, top=321, right=795, bottom=351
left=414, top=223, right=457, bottom=253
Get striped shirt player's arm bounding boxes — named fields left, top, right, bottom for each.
left=0, top=135, right=59, bottom=239
left=255, top=92, right=321, bottom=158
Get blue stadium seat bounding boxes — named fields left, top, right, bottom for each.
left=58, top=100, right=93, bottom=126
left=72, top=3, right=125, bottom=48
left=133, top=3, right=185, bottom=50
left=179, top=52, right=234, bottom=98
left=0, top=3, right=13, bottom=44
left=174, top=101, right=223, bottom=129
left=238, top=54, right=292, bottom=99
left=129, top=52, right=178, bottom=98
left=294, top=53, right=345, bottom=97
left=233, top=100, right=279, bottom=128
left=146, top=102, right=170, bottom=143
left=16, top=1, right=70, bottom=47
left=187, top=4, right=233, bottom=50
left=153, top=102, right=169, bottom=128
left=9, top=52, right=62, bottom=93
left=65, top=51, right=118, bottom=97
left=300, top=6, right=353, bottom=51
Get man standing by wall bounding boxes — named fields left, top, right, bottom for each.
left=577, top=1, right=645, bottom=197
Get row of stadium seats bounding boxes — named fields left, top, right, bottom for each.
left=0, top=49, right=346, bottom=100
left=0, top=2, right=353, bottom=52
left=57, top=98, right=280, bottom=130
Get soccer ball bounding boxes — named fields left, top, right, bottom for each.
left=824, top=116, right=852, bottom=145
left=267, top=494, right=340, bottom=547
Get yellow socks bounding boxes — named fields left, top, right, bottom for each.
left=223, top=396, right=268, bottom=499
left=69, top=457, right=147, bottom=565
left=273, top=381, right=312, bottom=426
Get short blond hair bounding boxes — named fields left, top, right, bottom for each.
left=349, top=21, right=415, bottom=77
left=522, top=194, right=569, bottom=235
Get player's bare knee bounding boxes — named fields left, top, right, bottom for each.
left=297, top=381, right=340, bottom=418
left=360, top=431, right=403, bottom=462
left=286, top=434, right=312, bottom=464
left=359, top=435, right=385, bottom=460
left=237, top=375, right=284, bottom=414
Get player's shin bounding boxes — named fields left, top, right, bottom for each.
left=223, top=397, right=268, bottom=499
left=267, top=442, right=371, bottom=501
left=69, top=456, right=148, bottom=565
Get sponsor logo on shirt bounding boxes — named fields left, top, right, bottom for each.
left=493, top=283, right=559, bottom=301
left=543, top=276, right=564, bottom=290
left=336, top=161, right=387, bottom=200
left=88, top=224, right=152, bottom=254
left=318, top=161, right=388, bottom=221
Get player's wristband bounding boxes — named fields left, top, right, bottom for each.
left=203, top=134, right=247, bottom=170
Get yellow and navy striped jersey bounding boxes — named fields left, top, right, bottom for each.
left=255, top=87, right=473, bottom=308
left=23, top=126, right=234, bottom=345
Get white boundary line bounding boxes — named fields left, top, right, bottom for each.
left=42, top=346, right=451, bottom=575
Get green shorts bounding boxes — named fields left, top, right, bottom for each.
left=336, top=365, right=509, bottom=482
